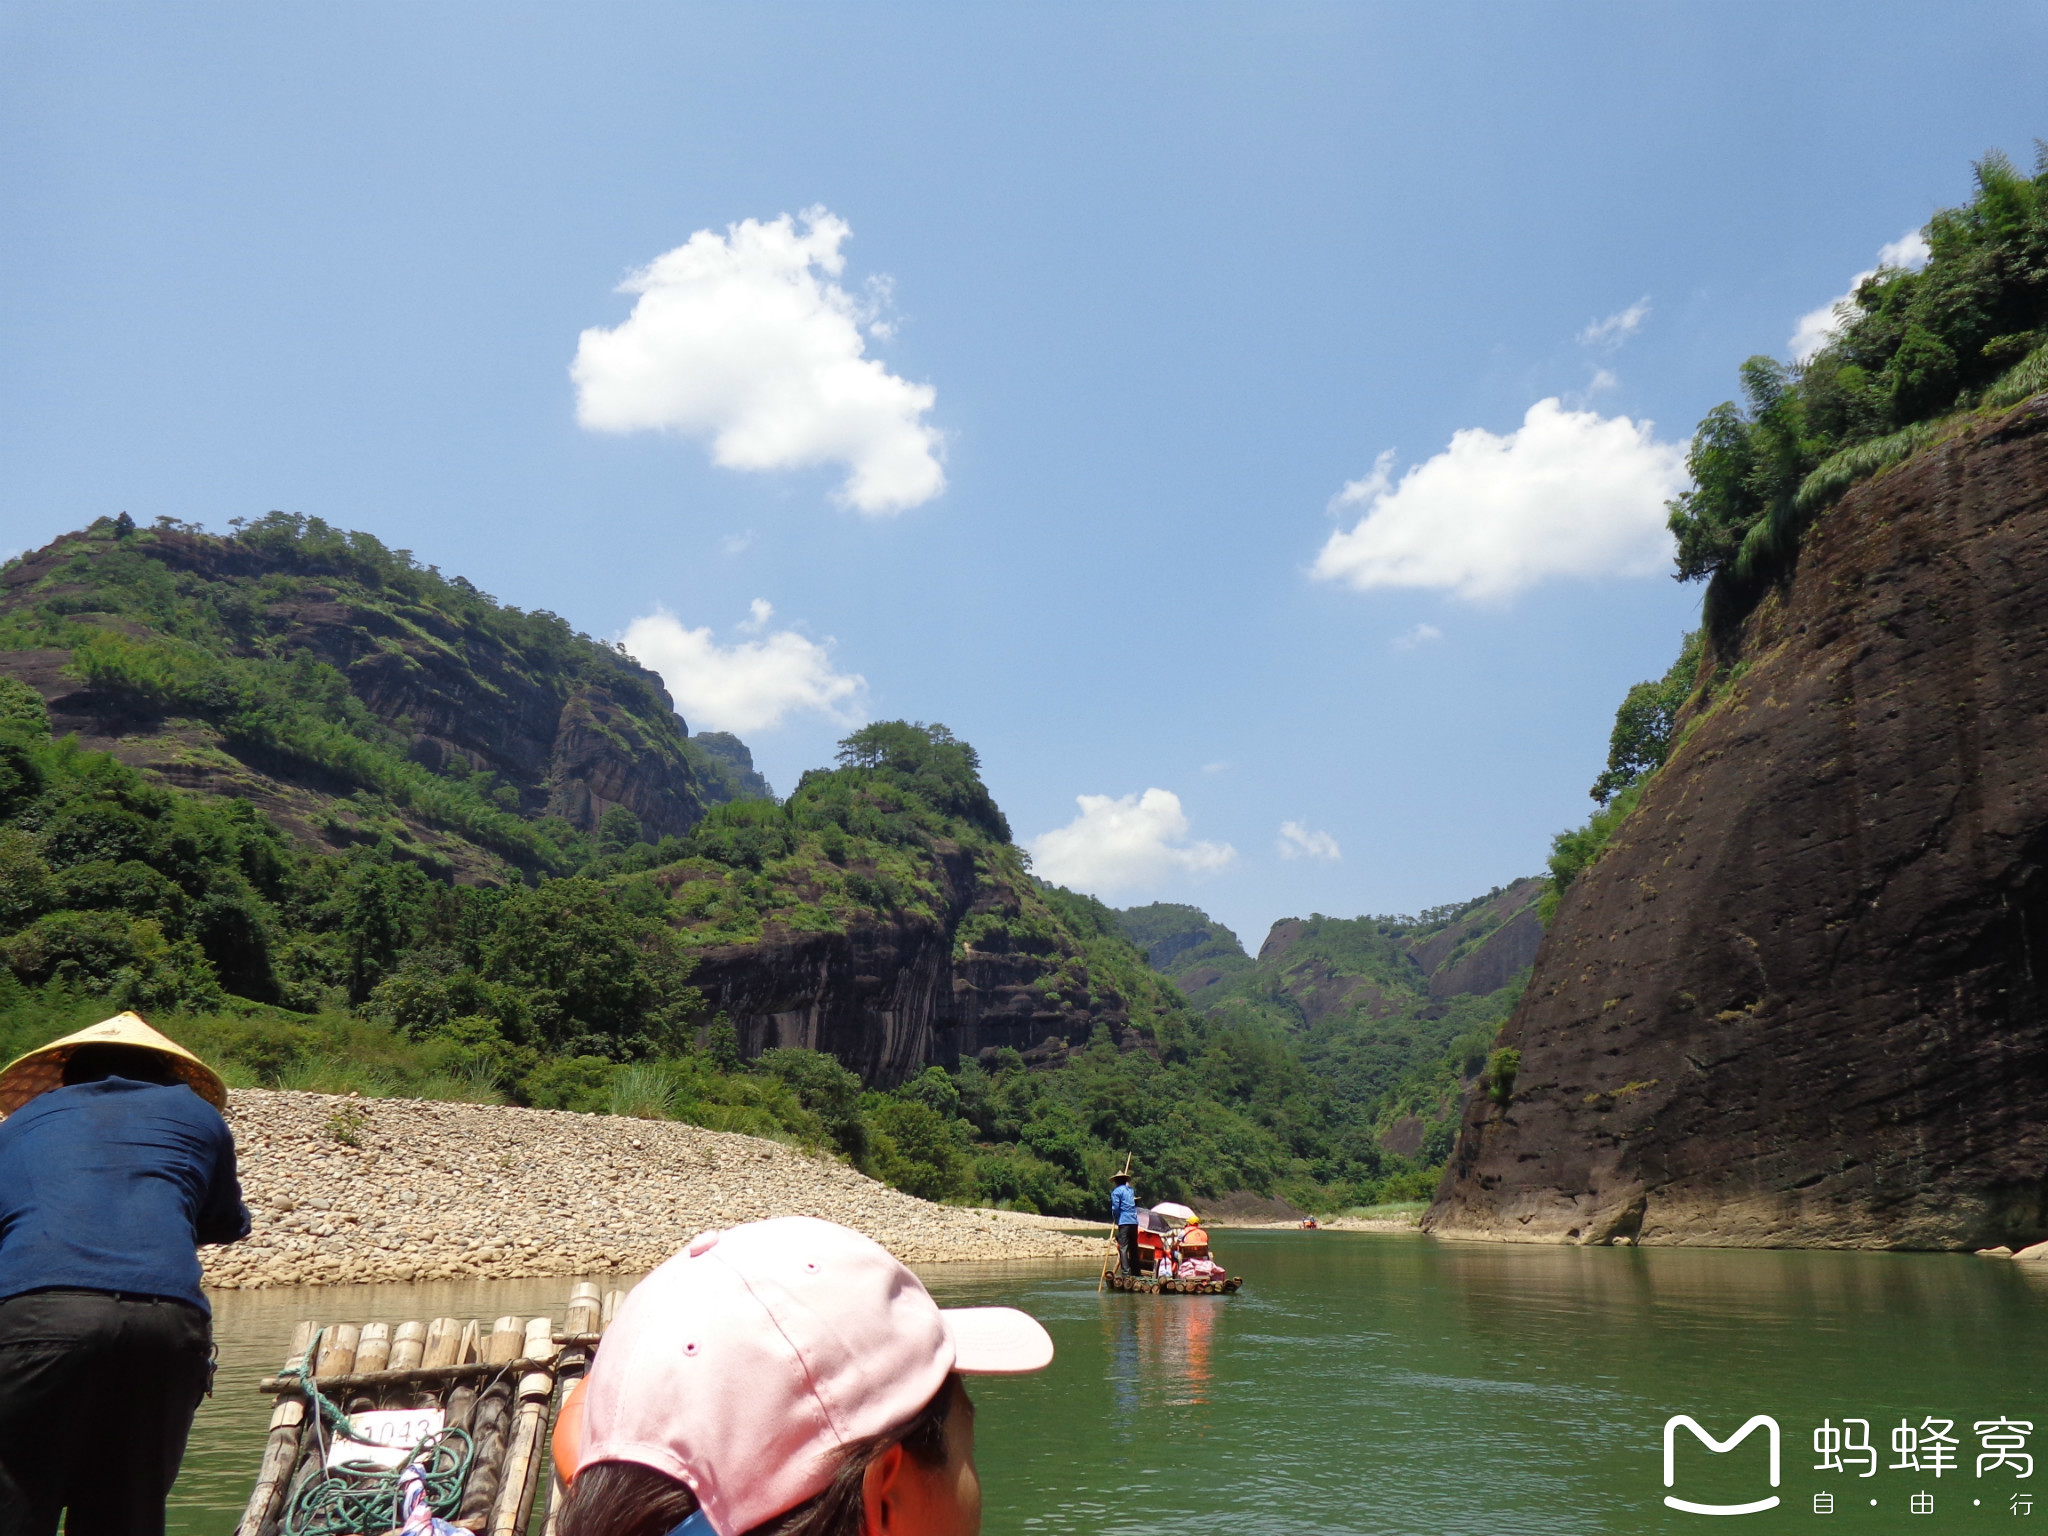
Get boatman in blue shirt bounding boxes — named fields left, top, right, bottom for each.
left=1110, top=1168, right=1140, bottom=1274
left=0, top=1011, right=250, bottom=1536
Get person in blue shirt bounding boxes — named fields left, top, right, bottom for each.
left=1109, top=1170, right=1140, bottom=1274
left=0, top=1012, right=250, bottom=1536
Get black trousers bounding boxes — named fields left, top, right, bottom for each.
left=0, top=1289, right=213, bottom=1536
left=1116, top=1223, right=1140, bottom=1274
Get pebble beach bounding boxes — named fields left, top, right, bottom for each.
left=202, top=1089, right=1102, bottom=1290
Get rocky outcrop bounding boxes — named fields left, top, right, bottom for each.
left=1407, top=878, right=1547, bottom=999
left=681, top=844, right=1143, bottom=1086
left=1428, top=397, right=2048, bottom=1250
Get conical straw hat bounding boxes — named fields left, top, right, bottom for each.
left=0, top=1012, right=227, bottom=1117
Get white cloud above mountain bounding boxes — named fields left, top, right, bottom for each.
left=621, top=604, right=865, bottom=735
left=1276, top=821, right=1340, bottom=861
left=1789, top=228, right=1931, bottom=363
left=571, top=207, right=944, bottom=514
left=1313, top=399, right=1687, bottom=601
left=1029, top=788, right=1235, bottom=894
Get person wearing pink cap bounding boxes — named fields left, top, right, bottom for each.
left=557, top=1216, right=1054, bottom=1536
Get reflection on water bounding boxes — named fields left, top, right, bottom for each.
left=1105, top=1293, right=1220, bottom=1420
left=177, top=1235, right=2048, bottom=1536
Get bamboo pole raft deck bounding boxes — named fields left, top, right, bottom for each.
left=237, top=1280, right=625, bottom=1536
left=1101, top=1267, right=1242, bottom=1295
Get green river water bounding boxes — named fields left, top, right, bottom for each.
left=173, top=1231, right=2048, bottom=1536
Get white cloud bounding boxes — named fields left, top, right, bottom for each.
left=1029, top=789, right=1236, bottom=894
left=1879, top=231, right=1932, bottom=269
left=1789, top=228, right=1931, bottom=363
left=620, top=605, right=865, bottom=735
left=721, top=531, right=756, bottom=556
left=1579, top=298, right=1650, bottom=349
left=1392, top=622, right=1443, bottom=651
left=1312, top=399, right=1687, bottom=602
left=571, top=207, right=944, bottom=514
left=1330, top=448, right=1398, bottom=514
left=1276, top=821, right=1341, bottom=861
left=738, top=598, right=774, bottom=633
left=1201, top=761, right=1231, bottom=775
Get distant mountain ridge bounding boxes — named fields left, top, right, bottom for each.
left=1114, top=880, right=1545, bottom=1169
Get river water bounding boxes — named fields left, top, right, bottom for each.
left=175, top=1231, right=2048, bottom=1536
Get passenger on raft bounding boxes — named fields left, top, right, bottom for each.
left=1170, top=1218, right=1225, bottom=1282
left=1109, top=1171, right=1140, bottom=1275
left=555, top=1216, right=1054, bottom=1536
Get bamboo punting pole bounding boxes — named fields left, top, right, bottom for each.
left=489, top=1318, right=558, bottom=1536
left=565, top=1282, right=601, bottom=1339
left=315, top=1322, right=361, bottom=1379
left=255, top=1356, right=565, bottom=1395
left=354, top=1321, right=391, bottom=1376
left=423, top=1316, right=463, bottom=1370
left=390, top=1319, right=427, bottom=1371
left=541, top=1284, right=602, bottom=1536
left=446, top=1381, right=479, bottom=1434
left=457, top=1376, right=515, bottom=1530
left=485, top=1315, right=523, bottom=1364
left=237, top=1321, right=317, bottom=1536
left=271, top=1449, right=323, bottom=1536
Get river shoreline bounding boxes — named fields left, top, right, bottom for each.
left=203, top=1089, right=1100, bottom=1289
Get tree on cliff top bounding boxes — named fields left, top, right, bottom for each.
left=1669, top=145, right=2048, bottom=620
left=833, top=721, right=1011, bottom=843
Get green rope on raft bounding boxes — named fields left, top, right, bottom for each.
left=277, top=1327, right=479, bottom=1536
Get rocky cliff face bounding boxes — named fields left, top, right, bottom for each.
left=1428, top=397, right=2048, bottom=1250
left=679, top=846, right=1144, bottom=1085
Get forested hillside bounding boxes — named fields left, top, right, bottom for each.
left=1116, top=881, right=1544, bottom=1194
left=0, top=514, right=768, bottom=882
left=0, top=516, right=1494, bottom=1217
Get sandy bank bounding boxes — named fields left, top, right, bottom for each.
left=202, top=1090, right=1099, bottom=1290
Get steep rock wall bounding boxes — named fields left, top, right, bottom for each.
left=684, top=846, right=1134, bottom=1086
left=1428, top=397, right=2048, bottom=1250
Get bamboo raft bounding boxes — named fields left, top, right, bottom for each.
left=236, top=1280, right=623, bottom=1536
left=1101, top=1264, right=1242, bottom=1296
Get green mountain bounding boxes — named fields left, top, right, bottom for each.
left=0, top=515, right=1449, bottom=1216
left=1116, top=880, right=1545, bottom=1177
left=1114, top=902, right=1254, bottom=994
left=0, top=513, right=768, bottom=883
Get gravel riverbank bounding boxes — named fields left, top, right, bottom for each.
left=202, top=1090, right=1101, bottom=1289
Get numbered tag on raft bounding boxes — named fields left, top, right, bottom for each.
left=326, top=1407, right=446, bottom=1470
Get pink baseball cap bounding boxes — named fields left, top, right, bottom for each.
left=576, top=1217, right=1054, bottom=1536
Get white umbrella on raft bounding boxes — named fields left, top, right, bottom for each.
left=1150, top=1201, right=1198, bottom=1223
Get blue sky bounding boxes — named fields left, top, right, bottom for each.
left=3, top=4, right=2043, bottom=947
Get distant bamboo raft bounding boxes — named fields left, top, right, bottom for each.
left=236, top=1280, right=625, bottom=1536
left=1101, top=1266, right=1242, bottom=1295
